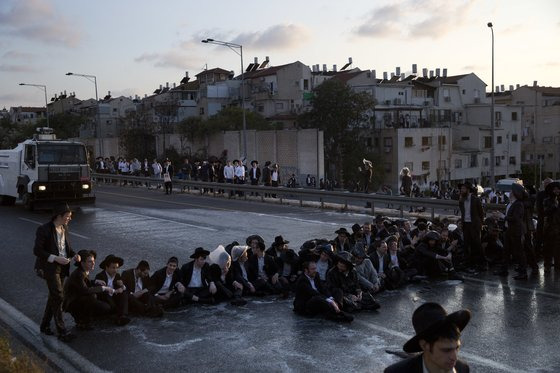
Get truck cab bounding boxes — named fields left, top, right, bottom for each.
left=0, top=128, right=95, bottom=210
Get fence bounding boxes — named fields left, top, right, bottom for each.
left=91, top=173, right=505, bottom=219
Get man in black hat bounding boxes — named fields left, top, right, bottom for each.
left=94, top=255, right=130, bottom=326
left=247, top=240, right=282, bottom=294
left=374, top=215, right=390, bottom=241
left=267, top=236, right=299, bottom=293
left=149, top=257, right=186, bottom=309
left=384, top=302, right=471, bottom=372
left=414, top=231, right=462, bottom=280
left=249, top=160, right=261, bottom=186
left=33, top=202, right=80, bottom=341
left=63, top=250, right=115, bottom=331
left=181, top=248, right=217, bottom=304
left=458, top=181, right=485, bottom=271
left=542, top=181, right=560, bottom=273
left=333, top=228, right=351, bottom=252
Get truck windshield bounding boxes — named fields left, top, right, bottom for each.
left=37, top=144, right=87, bottom=165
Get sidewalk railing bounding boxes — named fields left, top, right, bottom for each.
left=91, top=173, right=505, bottom=218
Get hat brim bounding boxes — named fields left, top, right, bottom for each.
left=403, top=310, right=471, bottom=353
left=190, top=250, right=210, bottom=259
left=335, top=229, right=350, bottom=236
left=334, top=255, right=354, bottom=269
left=100, top=256, right=124, bottom=269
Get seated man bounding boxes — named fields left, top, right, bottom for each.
left=95, top=255, right=130, bottom=326
left=326, top=252, right=380, bottom=312
left=231, top=245, right=257, bottom=296
left=369, top=240, right=391, bottom=290
left=266, top=236, right=299, bottom=291
left=332, top=228, right=351, bottom=252
left=121, top=260, right=162, bottom=317
left=351, top=244, right=380, bottom=294
left=414, top=231, right=462, bottom=280
left=208, top=245, right=246, bottom=306
left=247, top=240, right=282, bottom=295
left=315, top=244, right=334, bottom=285
left=293, top=261, right=353, bottom=322
left=63, top=250, right=116, bottom=330
left=384, top=302, right=471, bottom=373
left=385, top=235, right=412, bottom=289
left=180, top=247, right=217, bottom=304
left=149, top=256, right=186, bottom=309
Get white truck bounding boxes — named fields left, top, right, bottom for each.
left=0, top=128, right=95, bottom=210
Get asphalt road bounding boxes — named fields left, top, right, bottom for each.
left=0, top=184, right=558, bottom=373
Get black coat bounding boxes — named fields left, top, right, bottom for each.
left=148, top=267, right=182, bottom=295
left=231, top=261, right=252, bottom=288
left=180, top=261, right=212, bottom=288
left=459, top=194, right=484, bottom=230
left=247, top=254, right=278, bottom=282
left=370, top=251, right=391, bottom=274
left=326, top=267, right=361, bottom=296
left=121, top=268, right=150, bottom=295
left=384, top=354, right=469, bottom=373
left=293, top=274, right=331, bottom=314
left=94, top=270, right=124, bottom=289
left=262, top=166, right=271, bottom=185
left=249, top=167, right=261, bottom=183
left=33, top=221, right=75, bottom=277
left=505, top=199, right=525, bottom=235
left=63, top=266, right=103, bottom=311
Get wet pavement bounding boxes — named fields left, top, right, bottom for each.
left=0, top=184, right=559, bottom=372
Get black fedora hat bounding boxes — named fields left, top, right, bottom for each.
left=190, top=247, right=210, bottom=259
left=52, top=202, right=73, bottom=218
left=273, top=235, right=289, bottom=247
left=403, top=302, right=471, bottom=353
left=245, top=234, right=265, bottom=246
left=385, top=235, right=398, bottom=245
left=545, top=181, right=560, bottom=194
left=413, top=217, right=428, bottom=226
left=457, top=181, right=475, bottom=192
left=335, top=251, right=354, bottom=269
left=100, top=254, right=124, bottom=270
left=335, top=227, right=350, bottom=236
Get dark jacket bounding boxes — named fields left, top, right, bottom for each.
left=459, top=193, right=484, bottom=229
left=247, top=254, right=278, bottom=282
left=293, top=274, right=331, bottom=315
left=384, top=354, right=469, bottom=373
left=148, top=267, right=182, bottom=295
left=326, top=267, right=361, bottom=296
left=265, top=247, right=300, bottom=277
left=249, top=167, right=261, bottom=183
left=231, top=261, right=252, bottom=288
left=180, top=261, right=212, bottom=288
left=63, top=266, right=103, bottom=311
left=33, top=221, right=75, bottom=277
left=163, top=164, right=174, bottom=178
left=505, top=199, right=525, bottom=235
left=370, top=251, right=391, bottom=274
left=94, top=270, right=124, bottom=289
left=121, top=268, right=150, bottom=295
left=262, top=166, right=271, bottom=185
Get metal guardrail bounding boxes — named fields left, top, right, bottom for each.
left=91, top=173, right=505, bottom=219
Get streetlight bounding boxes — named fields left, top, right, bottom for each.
left=65, top=72, right=102, bottom=156
left=19, top=83, right=50, bottom=128
left=201, top=38, right=247, bottom=162
left=488, top=22, right=495, bottom=188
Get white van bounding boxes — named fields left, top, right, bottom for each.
left=495, top=178, right=523, bottom=192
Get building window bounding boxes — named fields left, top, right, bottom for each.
left=303, top=79, right=309, bottom=90
left=462, top=89, right=466, bottom=94
left=511, top=134, right=518, bottom=142
left=257, top=105, right=264, bottom=113
left=548, top=153, right=554, bottom=158
left=404, top=137, right=414, bottom=147
left=495, top=157, right=501, bottom=166
left=199, top=107, right=204, bottom=115
left=421, top=136, right=432, bottom=146
left=497, top=136, right=502, bottom=144
left=461, top=136, right=470, bottom=141
left=543, top=136, right=552, bottom=144
left=374, top=138, right=379, bottom=147
left=509, top=156, right=516, bottom=165
left=511, top=112, right=518, bottom=120
left=455, top=159, right=463, bottom=168
left=383, top=137, right=393, bottom=147
left=470, top=154, right=478, bottom=167
left=484, top=137, right=492, bottom=148
left=275, top=102, right=284, bottom=110
left=483, top=157, right=489, bottom=166
left=422, top=161, right=430, bottom=171
left=438, top=135, right=446, bottom=145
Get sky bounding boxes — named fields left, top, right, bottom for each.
left=1, top=0, right=559, bottom=109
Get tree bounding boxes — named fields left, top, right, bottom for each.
left=47, top=113, right=85, bottom=139
left=298, top=79, right=377, bottom=186
left=205, top=107, right=269, bottom=131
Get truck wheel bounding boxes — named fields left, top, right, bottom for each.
left=0, top=196, right=16, bottom=206
left=22, top=193, right=34, bottom=211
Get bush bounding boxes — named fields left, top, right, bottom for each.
left=0, top=335, right=44, bottom=373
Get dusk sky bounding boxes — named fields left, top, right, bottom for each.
left=1, top=0, right=559, bottom=109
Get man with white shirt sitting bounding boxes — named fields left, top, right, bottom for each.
left=180, top=248, right=217, bottom=304
left=149, top=257, right=185, bottom=309
left=94, top=254, right=131, bottom=326
left=121, top=260, right=162, bottom=317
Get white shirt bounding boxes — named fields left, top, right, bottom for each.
left=157, top=272, right=173, bottom=294
left=235, top=165, right=245, bottom=179
left=134, top=273, right=143, bottom=292
left=422, top=356, right=456, bottom=373
left=316, top=260, right=329, bottom=281
left=252, top=167, right=258, bottom=179
left=377, top=252, right=385, bottom=274
left=224, top=165, right=234, bottom=179
left=106, top=272, right=116, bottom=296
left=152, top=162, right=162, bottom=175
left=257, top=256, right=266, bottom=278
left=271, top=170, right=279, bottom=182
left=55, top=226, right=67, bottom=258
left=188, top=266, right=203, bottom=288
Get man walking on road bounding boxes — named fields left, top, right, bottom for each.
left=458, top=181, right=484, bottom=271
left=33, top=202, right=80, bottom=342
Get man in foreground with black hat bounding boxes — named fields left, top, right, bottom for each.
left=385, top=302, right=471, bottom=372
left=181, top=247, right=217, bottom=304
left=33, top=202, right=80, bottom=341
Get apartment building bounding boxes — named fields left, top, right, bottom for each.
left=9, top=106, right=47, bottom=125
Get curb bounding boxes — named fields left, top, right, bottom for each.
left=0, top=297, right=110, bottom=373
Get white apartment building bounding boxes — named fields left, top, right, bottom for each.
left=9, top=106, right=47, bottom=125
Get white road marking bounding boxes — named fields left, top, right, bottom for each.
left=115, top=210, right=217, bottom=231
left=354, top=320, right=527, bottom=373
left=18, top=217, right=90, bottom=239
left=463, top=275, right=560, bottom=299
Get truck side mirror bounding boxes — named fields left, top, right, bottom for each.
left=24, top=145, right=35, bottom=169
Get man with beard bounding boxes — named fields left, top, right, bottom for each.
left=458, top=181, right=485, bottom=271
left=293, top=261, right=353, bottom=322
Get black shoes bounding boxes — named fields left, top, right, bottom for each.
left=40, top=326, right=54, bottom=336
left=57, top=331, right=75, bottom=342
left=76, top=323, right=94, bottom=331
left=230, top=297, right=248, bottom=307
left=448, top=271, right=464, bottom=281
left=493, top=269, right=509, bottom=276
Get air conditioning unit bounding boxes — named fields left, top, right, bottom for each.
left=444, top=97, right=451, bottom=102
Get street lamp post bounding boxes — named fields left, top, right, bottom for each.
left=488, top=22, right=495, bottom=188
left=19, top=83, right=50, bottom=128
left=201, top=38, right=247, bottom=162
left=65, top=72, right=102, bottom=156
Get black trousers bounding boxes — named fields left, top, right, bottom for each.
left=463, top=222, right=483, bottom=266
left=253, top=278, right=283, bottom=294
left=99, top=292, right=129, bottom=317
left=128, top=292, right=157, bottom=315
left=183, top=287, right=212, bottom=302
left=67, top=295, right=111, bottom=324
left=504, top=230, right=526, bottom=271
left=304, top=295, right=337, bottom=318
left=41, top=272, right=67, bottom=334
left=543, top=228, right=560, bottom=268
left=164, top=181, right=172, bottom=194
